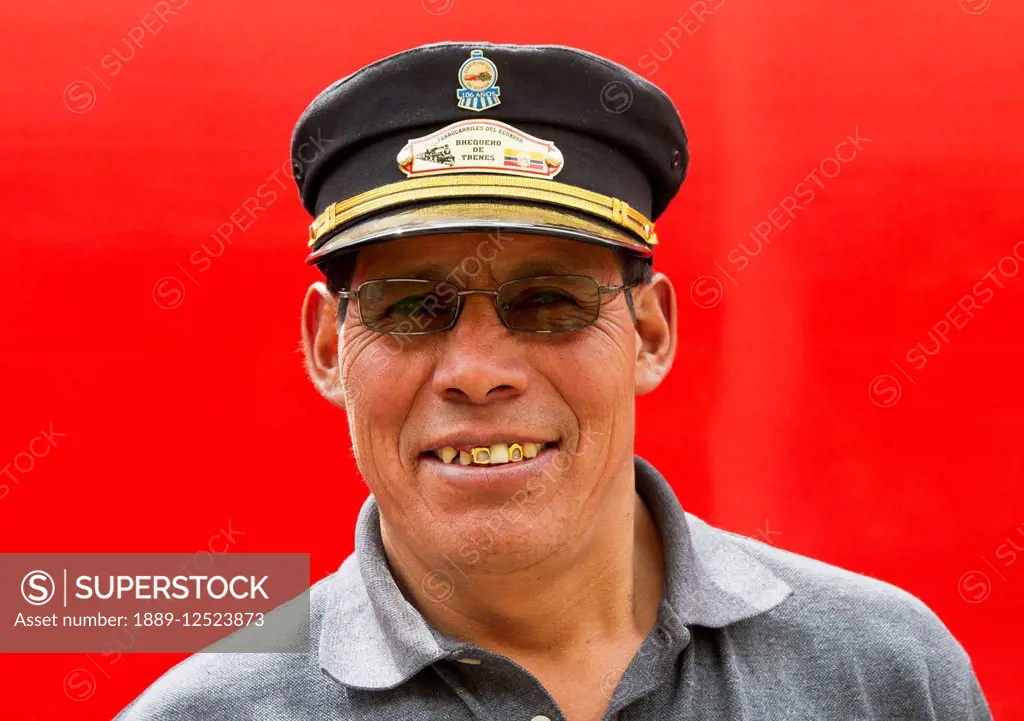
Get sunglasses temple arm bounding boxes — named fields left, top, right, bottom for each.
left=598, top=284, right=639, bottom=323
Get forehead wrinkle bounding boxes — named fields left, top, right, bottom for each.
left=354, top=233, right=499, bottom=283
left=353, top=233, right=620, bottom=286
left=501, top=240, right=620, bottom=282
left=386, top=262, right=450, bottom=280
left=505, top=258, right=579, bottom=279
left=354, top=255, right=448, bottom=282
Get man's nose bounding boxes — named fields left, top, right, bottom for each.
left=430, top=295, right=528, bottom=405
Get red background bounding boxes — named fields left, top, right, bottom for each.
left=1, top=0, right=1022, bottom=718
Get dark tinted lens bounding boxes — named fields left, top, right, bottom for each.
left=357, top=280, right=458, bottom=334
left=498, top=276, right=601, bottom=332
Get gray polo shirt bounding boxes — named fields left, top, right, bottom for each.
left=117, top=457, right=991, bottom=720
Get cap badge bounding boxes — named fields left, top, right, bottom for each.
left=457, top=50, right=501, bottom=112
left=397, top=119, right=564, bottom=179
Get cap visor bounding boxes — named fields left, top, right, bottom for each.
left=305, top=200, right=652, bottom=264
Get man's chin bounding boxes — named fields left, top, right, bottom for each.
left=425, top=503, right=567, bottom=577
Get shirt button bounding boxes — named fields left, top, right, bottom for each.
left=530, top=717, right=552, bottom=721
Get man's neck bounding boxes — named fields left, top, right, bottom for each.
left=381, top=479, right=666, bottom=662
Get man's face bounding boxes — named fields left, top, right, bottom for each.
left=303, top=232, right=676, bottom=574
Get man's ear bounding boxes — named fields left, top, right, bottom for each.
left=633, top=272, right=677, bottom=395
left=301, top=282, right=346, bottom=409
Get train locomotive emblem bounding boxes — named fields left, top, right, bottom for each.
left=414, top=144, right=456, bottom=166
left=457, top=50, right=501, bottom=112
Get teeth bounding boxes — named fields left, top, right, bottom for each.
left=489, top=444, right=509, bottom=464
left=434, top=442, right=548, bottom=466
left=508, top=443, right=523, bottom=462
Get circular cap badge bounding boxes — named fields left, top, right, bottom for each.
left=457, top=50, right=501, bottom=112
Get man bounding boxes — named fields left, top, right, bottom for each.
left=118, top=42, right=991, bottom=720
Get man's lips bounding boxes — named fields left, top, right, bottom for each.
left=420, top=443, right=560, bottom=492
left=421, top=441, right=558, bottom=466
left=418, top=435, right=560, bottom=467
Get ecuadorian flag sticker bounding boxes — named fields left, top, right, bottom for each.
left=504, top=149, right=546, bottom=170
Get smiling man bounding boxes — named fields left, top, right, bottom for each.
left=117, top=42, right=990, bottom=721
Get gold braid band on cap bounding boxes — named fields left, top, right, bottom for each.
left=308, top=175, right=659, bottom=249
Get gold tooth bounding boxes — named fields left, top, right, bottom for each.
left=445, top=443, right=540, bottom=465
left=508, top=443, right=523, bottom=462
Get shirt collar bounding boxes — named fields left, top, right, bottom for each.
left=319, top=456, right=792, bottom=690
left=633, top=456, right=793, bottom=628
left=318, top=495, right=446, bottom=690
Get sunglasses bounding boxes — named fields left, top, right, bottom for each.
left=337, top=274, right=635, bottom=335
